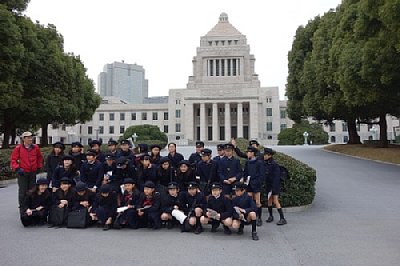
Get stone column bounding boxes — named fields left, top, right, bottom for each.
left=249, top=100, right=259, bottom=140
left=212, top=103, right=218, bottom=141
left=237, top=102, right=243, bottom=138
left=225, top=103, right=231, bottom=141
left=185, top=102, right=194, bottom=141
left=200, top=103, right=206, bottom=141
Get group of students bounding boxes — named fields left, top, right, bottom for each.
left=19, top=139, right=287, bottom=241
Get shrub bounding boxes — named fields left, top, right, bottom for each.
left=278, top=120, right=328, bottom=145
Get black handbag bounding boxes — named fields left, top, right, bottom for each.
left=67, top=209, right=87, bottom=228
left=49, top=206, right=66, bottom=225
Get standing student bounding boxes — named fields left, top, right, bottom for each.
left=176, top=160, right=197, bottom=191
left=149, top=144, right=162, bottom=166
left=212, top=144, right=226, bottom=162
left=167, top=143, right=184, bottom=169
left=101, top=154, right=117, bottom=186
left=118, top=139, right=135, bottom=161
left=45, top=142, right=65, bottom=182
left=107, top=140, right=119, bottom=157
left=217, top=144, right=242, bottom=199
left=188, top=141, right=204, bottom=170
left=20, top=178, right=52, bottom=227
left=79, top=149, right=104, bottom=192
left=263, top=148, right=287, bottom=226
left=11, top=131, right=44, bottom=207
left=69, top=141, right=85, bottom=170
left=52, top=155, right=79, bottom=191
left=196, top=148, right=218, bottom=195
left=89, top=140, right=105, bottom=163
left=156, top=157, right=176, bottom=193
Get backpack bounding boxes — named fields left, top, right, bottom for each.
left=279, top=165, right=290, bottom=181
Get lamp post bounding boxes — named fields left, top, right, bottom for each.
left=303, top=131, right=309, bottom=145
left=131, top=132, right=138, bottom=148
left=94, top=128, right=100, bottom=140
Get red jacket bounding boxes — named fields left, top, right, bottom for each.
left=10, top=144, right=44, bottom=173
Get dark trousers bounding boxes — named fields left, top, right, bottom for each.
left=95, top=206, right=116, bottom=224
left=18, top=172, right=36, bottom=207
left=116, top=208, right=137, bottom=228
left=20, top=209, right=48, bottom=227
left=136, top=210, right=161, bottom=229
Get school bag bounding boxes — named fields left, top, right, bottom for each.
left=67, top=209, right=88, bottom=228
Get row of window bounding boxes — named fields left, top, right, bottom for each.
left=87, top=125, right=170, bottom=135
left=266, top=123, right=287, bottom=132
left=208, top=40, right=239, bottom=46
left=194, top=107, right=250, bottom=117
left=207, top=59, right=240, bottom=77
left=99, top=112, right=169, bottom=121
left=266, top=109, right=287, bottom=119
left=329, top=123, right=374, bottom=132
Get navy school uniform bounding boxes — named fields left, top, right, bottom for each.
left=161, top=192, right=184, bottom=214
left=243, top=158, right=266, bottom=193
left=135, top=191, right=161, bottom=229
left=179, top=191, right=206, bottom=216
left=52, top=166, right=79, bottom=188
left=45, top=154, right=64, bottom=181
left=188, top=152, right=202, bottom=170
left=68, top=151, right=86, bottom=170
left=113, top=165, right=138, bottom=192
left=115, top=188, right=141, bottom=228
left=71, top=189, right=96, bottom=211
left=206, top=195, right=233, bottom=221
left=232, top=193, right=257, bottom=221
left=217, top=156, right=242, bottom=195
left=150, top=154, right=161, bottom=166
left=92, top=191, right=118, bottom=224
left=96, top=152, right=106, bottom=164
left=264, top=158, right=281, bottom=195
left=102, top=161, right=117, bottom=184
left=20, top=190, right=52, bottom=226
left=117, top=149, right=135, bottom=161
left=136, top=165, right=158, bottom=188
left=79, top=160, right=104, bottom=189
left=196, top=160, right=219, bottom=194
left=156, top=166, right=177, bottom=191
left=167, top=152, right=185, bottom=169
left=50, top=187, right=75, bottom=225
left=176, top=169, right=197, bottom=191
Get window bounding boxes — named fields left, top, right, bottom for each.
left=221, top=59, right=225, bottom=76
left=342, top=122, right=348, bottom=132
left=196, top=108, right=200, bottom=117
left=176, top=110, right=181, bottom=118
left=368, top=124, right=373, bottom=131
left=208, top=108, right=212, bottom=117
left=266, top=108, right=273, bottom=117
left=266, top=122, right=273, bottom=131
left=210, top=60, right=213, bottom=76
left=176, top=99, right=181, bottom=104
left=142, top=112, right=147, bottom=120
left=215, top=40, right=219, bottom=46
left=228, top=40, right=232, bottom=45
left=62, top=125, right=66, bottom=131
left=344, top=136, right=349, bottom=143
left=234, top=40, right=238, bottom=45
left=52, top=124, right=58, bottom=130
left=164, top=112, right=169, bottom=120
left=280, top=110, right=286, bottom=119
left=131, top=112, right=136, bottom=120
left=120, top=126, right=125, bottom=134
left=280, top=124, right=287, bottom=131
left=216, top=59, right=220, bottom=76
left=109, top=113, right=114, bottom=121
left=153, top=112, right=158, bottom=120
left=120, top=113, right=125, bottom=121
left=330, top=124, right=336, bottom=132
left=88, top=126, right=93, bottom=135
left=266, top=97, right=272, bottom=103
left=208, top=41, right=212, bottom=46
left=221, top=40, right=225, bottom=46
left=330, top=136, right=336, bottom=143
left=99, top=126, right=104, bottom=134
left=268, top=135, right=273, bottom=140
left=164, top=125, right=169, bottom=133
left=176, top=123, right=181, bottom=132
left=227, top=59, right=231, bottom=76
left=99, top=113, right=104, bottom=121
left=232, top=59, right=237, bottom=76
left=109, top=126, right=114, bottom=134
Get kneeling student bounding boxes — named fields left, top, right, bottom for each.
left=231, top=183, right=259, bottom=241
left=20, top=178, right=52, bottom=227
left=91, top=184, right=118, bottom=230
left=200, top=182, right=233, bottom=234
left=70, top=182, right=96, bottom=227
left=136, top=181, right=161, bottom=229
left=114, top=178, right=140, bottom=229
left=160, top=181, right=187, bottom=230
left=180, top=182, right=206, bottom=234
left=49, top=177, right=74, bottom=227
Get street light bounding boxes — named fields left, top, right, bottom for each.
left=303, top=131, right=309, bottom=145
left=94, top=128, right=100, bottom=140
left=131, top=132, right=138, bottom=143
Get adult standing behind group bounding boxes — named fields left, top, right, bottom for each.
left=10, top=132, right=44, bottom=208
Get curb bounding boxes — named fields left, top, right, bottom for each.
left=323, top=149, right=400, bottom=167
left=0, top=178, right=17, bottom=188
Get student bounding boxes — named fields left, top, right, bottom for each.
left=89, top=139, right=105, bottom=163
left=114, top=156, right=137, bottom=191
left=176, top=160, right=197, bottom=191
left=149, top=144, right=162, bottom=166
left=91, top=184, right=118, bottom=230
left=107, top=140, right=119, bottom=157
left=188, top=141, right=204, bottom=170
left=69, top=141, right=86, bottom=170
left=118, top=139, right=135, bottom=161
left=49, top=177, right=74, bottom=227
left=243, top=146, right=265, bottom=226
left=263, top=148, right=287, bottom=226
left=114, top=178, right=140, bottom=229
left=136, top=155, right=158, bottom=187
left=101, top=153, right=117, bottom=186
left=52, top=155, right=79, bottom=191
left=196, top=148, right=218, bottom=195
left=79, top=149, right=104, bottom=192
left=20, top=178, right=52, bottom=227
left=160, top=181, right=185, bottom=229
left=45, top=142, right=65, bottom=181
left=156, top=157, right=177, bottom=194
left=217, top=144, right=242, bottom=199
left=71, top=182, right=96, bottom=212
left=231, top=182, right=259, bottom=241
left=180, top=182, right=206, bottom=234
left=212, top=144, right=226, bottom=162
left=231, top=139, right=262, bottom=159
left=135, top=181, right=161, bottom=229
left=167, top=143, right=184, bottom=169
left=200, top=182, right=233, bottom=234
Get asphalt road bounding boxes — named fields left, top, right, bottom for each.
left=1, top=145, right=399, bottom=266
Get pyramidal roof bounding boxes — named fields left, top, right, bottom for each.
left=205, top=13, right=243, bottom=37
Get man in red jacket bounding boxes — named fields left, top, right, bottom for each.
left=10, top=132, right=44, bottom=208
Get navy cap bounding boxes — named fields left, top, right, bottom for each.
left=62, top=155, right=74, bottom=161
left=150, top=144, right=162, bottom=150
left=159, top=156, right=170, bottom=164
left=71, top=141, right=83, bottom=148
left=187, top=182, right=199, bottom=189
left=86, top=149, right=97, bottom=156
left=116, top=157, right=128, bottom=167
left=249, top=139, right=259, bottom=146
left=246, top=146, right=258, bottom=153
left=108, top=140, right=118, bottom=146
left=233, top=182, right=247, bottom=190
left=263, top=148, right=275, bottom=155
left=99, top=184, right=111, bottom=193
left=140, top=154, right=150, bottom=161
left=143, top=181, right=155, bottom=189
left=75, top=182, right=88, bottom=192
left=196, top=141, right=204, bottom=148
left=36, top=178, right=49, bottom=185
left=167, top=182, right=179, bottom=189
left=201, top=148, right=212, bottom=156
left=122, top=178, right=136, bottom=185
left=120, top=139, right=130, bottom=145
left=89, top=139, right=101, bottom=147
left=178, top=160, right=190, bottom=167
left=53, top=141, right=65, bottom=150
left=60, top=177, right=71, bottom=184
left=105, top=153, right=116, bottom=160
left=217, top=144, right=225, bottom=150
left=224, top=143, right=234, bottom=150
left=138, top=144, right=149, bottom=153
left=211, top=182, right=222, bottom=190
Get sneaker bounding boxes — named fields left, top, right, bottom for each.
left=252, top=232, right=259, bottom=241
left=256, top=217, right=263, bottom=227
left=266, top=216, right=274, bottom=223
left=277, top=218, right=287, bottom=226
left=223, top=226, right=232, bottom=235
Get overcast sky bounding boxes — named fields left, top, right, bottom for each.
left=25, top=0, right=342, bottom=99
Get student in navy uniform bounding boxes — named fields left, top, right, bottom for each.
left=134, top=144, right=149, bottom=167
left=71, top=182, right=96, bottom=212
left=243, top=146, right=266, bottom=226
left=107, top=140, right=119, bottom=157
left=149, top=144, right=162, bottom=166
left=200, top=182, right=233, bottom=234
left=114, top=178, right=140, bottom=229
left=196, top=148, right=218, bottom=195
left=231, top=182, right=259, bottom=241
left=119, top=139, right=135, bottom=161
left=188, top=141, right=204, bottom=170
left=263, top=148, right=287, bottom=226
left=69, top=141, right=86, bottom=170
left=89, top=140, right=105, bottom=163
left=176, top=160, right=197, bottom=191
left=135, top=181, right=161, bottom=229
left=49, top=177, right=74, bottom=227
left=91, top=184, right=118, bottom=230
left=52, top=155, right=79, bottom=192
left=217, top=144, right=242, bottom=199
left=180, top=182, right=206, bottom=234
left=167, top=142, right=184, bottom=169
left=160, top=181, right=184, bottom=229
left=231, top=139, right=262, bottom=159
left=20, top=178, right=52, bottom=227
left=79, top=149, right=104, bottom=192
left=101, top=153, right=117, bottom=186
left=136, top=154, right=158, bottom=187
left=45, top=142, right=65, bottom=182
left=212, top=144, right=226, bottom=161
left=156, top=157, right=176, bottom=194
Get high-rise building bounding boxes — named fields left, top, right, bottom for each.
left=98, top=61, right=148, bottom=104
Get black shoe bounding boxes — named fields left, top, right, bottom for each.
left=181, top=219, right=190, bottom=232
left=277, top=218, right=287, bottom=226
left=48, top=224, right=55, bottom=228
left=266, top=216, right=274, bottom=223
left=167, top=221, right=174, bottom=229
left=237, top=228, right=244, bottom=235
left=252, top=232, right=259, bottom=241
left=194, top=226, right=203, bottom=235
left=113, top=223, right=121, bottom=230
left=257, top=217, right=263, bottom=227
left=103, top=224, right=112, bottom=231
left=223, top=226, right=232, bottom=235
